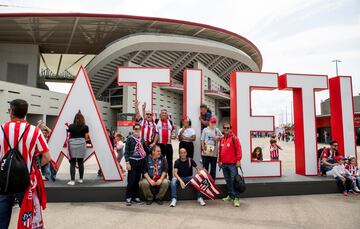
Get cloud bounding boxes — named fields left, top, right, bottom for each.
left=1, top=0, right=359, bottom=125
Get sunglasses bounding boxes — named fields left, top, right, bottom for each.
left=146, top=113, right=153, bottom=116
left=134, top=128, right=141, bottom=131
left=223, top=127, right=231, bottom=130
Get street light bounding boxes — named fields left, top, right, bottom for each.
left=332, top=59, right=341, bottom=76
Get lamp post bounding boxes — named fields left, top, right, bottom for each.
left=332, top=59, right=341, bottom=76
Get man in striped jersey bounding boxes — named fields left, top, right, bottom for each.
left=134, top=100, right=158, bottom=150
left=155, top=109, right=175, bottom=180
left=0, top=99, right=51, bottom=229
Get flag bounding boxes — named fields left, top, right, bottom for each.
left=18, top=163, right=46, bottom=229
left=188, top=170, right=221, bottom=200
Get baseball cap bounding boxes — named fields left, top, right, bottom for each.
left=209, top=117, right=217, bottom=123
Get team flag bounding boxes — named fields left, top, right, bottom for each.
left=187, top=169, right=221, bottom=200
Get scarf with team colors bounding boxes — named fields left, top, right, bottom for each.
left=18, top=163, right=47, bottom=229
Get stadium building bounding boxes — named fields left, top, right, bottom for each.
left=0, top=13, right=262, bottom=131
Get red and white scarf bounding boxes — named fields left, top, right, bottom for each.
left=18, top=162, right=47, bottom=229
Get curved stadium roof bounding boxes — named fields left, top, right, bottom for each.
left=0, top=13, right=263, bottom=98
left=0, top=13, right=262, bottom=68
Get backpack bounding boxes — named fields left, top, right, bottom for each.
left=231, top=136, right=246, bottom=193
left=0, top=125, right=30, bottom=194
left=317, top=147, right=327, bottom=159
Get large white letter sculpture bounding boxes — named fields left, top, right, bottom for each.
left=117, top=67, right=171, bottom=111
left=183, top=69, right=202, bottom=164
left=279, top=74, right=328, bottom=175
left=230, top=71, right=281, bottom=177
left=48, top=67, right=123, bottom=180
left=329, top=76, right=357, bottom=158
left=48, top=66, right=358, bottom=179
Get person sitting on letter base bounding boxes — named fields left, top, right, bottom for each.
left=169, top=148, right=206, bottom=207
left=331, top=156, right=353, bottom=196
left=139, top=145, right=169, bottom=205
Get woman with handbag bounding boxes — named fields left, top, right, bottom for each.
left=218, top=122, right=242, bottom=207
left=200, top=117, right=223, bottom=180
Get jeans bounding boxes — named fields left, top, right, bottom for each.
left=320, top=158, right=336, bottom=174
left=139, top=178, right=169, bottom=201
left=222, top=163, right=240, bottom=199
left=356, top=177, right=360, bottom=188
left=335, top=177, right=353, bottom=192
left=126, top=159, right=144, bottom=199
left=159, top=144, right=173, bottom=180
left=69, top=158, right=84, bottom=181
left=0, top=192, right=24, bottom=229
left=170, top=177, right=201, bottom=199
left=202, top=156, right=217, bottom=180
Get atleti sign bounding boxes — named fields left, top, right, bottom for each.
left=118, top=67, right=357, bottom=177
left=49, top=66, right=357, bottom=180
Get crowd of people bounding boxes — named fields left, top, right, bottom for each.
left=122, top=100, right=243, bottom=207
left=319, top=140, right=360, bottom=196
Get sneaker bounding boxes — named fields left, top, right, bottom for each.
left=234, top=198, right=240, bottom=207
left=197, top=197, right=206, bottom=206
left=67, top=180, right=75, bottom=186
left=343, top=191, right=348, bottom=196
left=222, top=195, right=232, bottom=202
left=169, top=198, right=177, bottom=207
left=133, top=198, right=142, bottom=204
left=349, top=190, right=358, bottom=196
left=146, top=200, right=153, bottom=205
left=78, top=179, right=83, bottom=184
left=12, top=199, right=20, bottom=208
left=155, top=199, right=163, bottom=205
left=126, top=198, right=132, bottom=206
left=353, top=186, right=360, bottom=193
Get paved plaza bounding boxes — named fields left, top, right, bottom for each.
left=9, top=194, right=360, bottom=229
left=9, top=138, right=360, bottom=229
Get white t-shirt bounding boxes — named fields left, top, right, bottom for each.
left=178, top=128, right=196, bottom=142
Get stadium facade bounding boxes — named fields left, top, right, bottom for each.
left=0, top=13, right=262, bottom=131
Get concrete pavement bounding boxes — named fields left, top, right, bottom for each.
left=9, top=194, right=360, bottom=229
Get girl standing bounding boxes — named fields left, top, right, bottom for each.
left=67, top=113, right=89, bottom=185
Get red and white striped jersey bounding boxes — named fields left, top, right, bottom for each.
left=139, top=118, right=158, bottom=145
left=321, top=148, right=336, bottom=159
left=345, top=164, right=359, bottom=176
left=270, top=145, right=280, bottom=159
left=0, top=120, right=49, bottom=172
left=156, top=119, right=173, bottom=145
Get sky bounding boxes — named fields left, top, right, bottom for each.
left=1, top=0, right=359, bottom=125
